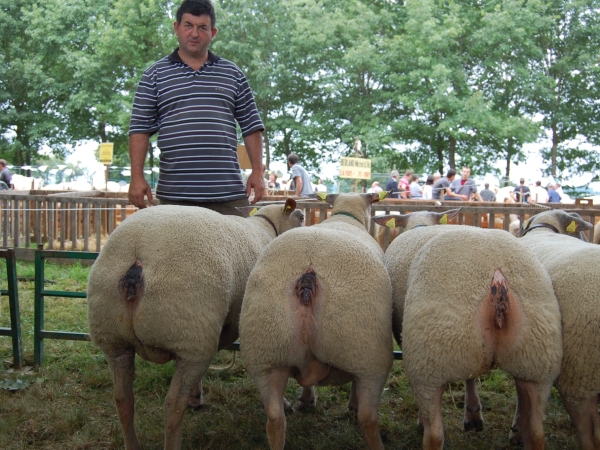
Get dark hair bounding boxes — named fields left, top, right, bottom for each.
left=484, top=183, right=490, bottom=189
left=446, top=169, right=457, bottom=178
left=426, top=175, right=434, bottom=185
left=411, top=174, right=419, bottom=182
left=287, top=153, right=299, bottom=165
left=176, top=0, right=216, bottom=27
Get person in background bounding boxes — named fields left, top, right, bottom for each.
left=398, top=169, right=412, bottom=198
left=385, top=170, right=400, bottom=199
left=422, top=175, right=434, bottom=199
left=315, top=179, right=328, bottom=193
left=287, top=153, right=313, bottom=197
left=529, top=180, right=549, bottom=203
left=409, top=174, right=422, bottom=199
left=0, top=159, right=13, bottom=190
left=267, top=172, right=280, bottom=189
left=547, top=183, right=561, bottom=203
left=367, top=181, right=383, bottom=193
left=127, top=0, right=265, bottom=215
left=432, top=169, right=463, bottom=201
left=480, top=183, right=496, bottom=202
left=449, top=166, right=481, bottom=201
left=511, top=178, right=530, bottom=203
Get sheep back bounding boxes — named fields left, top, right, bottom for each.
left=402, top=227, right=562, bottom=387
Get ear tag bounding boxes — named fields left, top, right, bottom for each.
left=317, top=192, right=327, bottom=201
left=385, top=218, right=396, bottom=229
left=378, top=191, right=387, bottom=201
left=439, top=214, right=448, bottom=224
left=284, top=205, right=291, bottom=214
left=566, top=221, right=577, bottom=233
left=249, top=207, right=259, bottom=217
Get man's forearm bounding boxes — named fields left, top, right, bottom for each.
left=295, top=177, right=302, bottom=196
left=243, top=130, right=264, bottom=171
left=129, top=134, right=150, bottom=178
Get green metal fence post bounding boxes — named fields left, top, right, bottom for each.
left=0, top=248, right=23, bottom=369
left=34, top=245, right=45, bottom=367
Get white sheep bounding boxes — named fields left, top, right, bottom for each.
left=87, top=200, right=304, bottom=450
left=373, top=212, right=563, bottom=449
left=519, top=209, right=599, bottom=450
left=239, top=192, right=393, bottom=450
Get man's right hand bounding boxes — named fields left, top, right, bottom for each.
left=128, top=178, right=153, bottom=209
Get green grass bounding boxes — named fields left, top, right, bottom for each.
left=0, top=261, right=581, bottom=449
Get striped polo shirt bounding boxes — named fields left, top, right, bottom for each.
left=129, top=49, right=264, bottom=202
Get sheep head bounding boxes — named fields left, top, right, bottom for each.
left=238, top=198, right=304, bottom=235
left=312, top=191, right=392, bottom=231
left=519, top=209, right=593, bottom=239
left=371, top=208, right=462, bottom=231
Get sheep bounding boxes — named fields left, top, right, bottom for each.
left=239, top=192, right=393, bottom=450
left=518, top=209, right=599, bottom=450
left=86, top=199, right=304, bottom=450
left=373, top=211, right=563, bottom=449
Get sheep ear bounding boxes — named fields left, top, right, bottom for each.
left=237, top=206, right=260, bottom=217
left=563, top=212, right=593, bottom=233
left=310, top=193, right=337, bottom=204
left=364, top=189, right=392, bottom=204
left=437, top=208, right=461, bottom=224
left=283, top=198, right=297, bottom=215
left=372, top=214, right=409, bottom=229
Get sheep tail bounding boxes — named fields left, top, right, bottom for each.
left=118, top=258, right=144, bottom=303
left=489, top=269, right=510, bottom=329
left=295, top=268, right=318, bottom=307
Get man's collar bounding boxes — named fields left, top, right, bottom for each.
left=168, top=48, right=220, bottom=65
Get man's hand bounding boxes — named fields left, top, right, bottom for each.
left=128, top=178, right=153, bottom=209
left=246, top=170, right=265, bottom=204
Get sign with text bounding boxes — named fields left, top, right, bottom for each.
left=339, top=157, right=371, bottom=179
left=99, top=143, right=114, bottom=164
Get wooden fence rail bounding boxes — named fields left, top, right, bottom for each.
left=1, top=191, right=598, bottom=258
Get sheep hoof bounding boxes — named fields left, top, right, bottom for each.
left=509, top=426, right=523, bottom=444
left=283, top=397, right=295, bottom=413
left=189, top=403, right=206, bottom=411
left=464, top=419, right=483, bottom=432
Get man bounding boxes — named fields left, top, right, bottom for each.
left=287, top=153, right=313, bottom=197
left=398, top=169, right=412, bottom=198
left=315, top=179, right=328, bottom=193
left=547, top=183, right=561, bottom=203
left=479, top=183, right=496, bottom=202
left=385, top=170, right=400, bottom=199
left=128, top=0, right=265, bottom=215
left=449, top=166, right=481, bottom=201
left=511, top=178, right=530, bottom=203
left=0, top=159, right=13, bottom=190
left=367, top=181, right=383, bottom=193
left=432, top=169, right=463, bottom=201
left=529, top=180, right=549, bottom=203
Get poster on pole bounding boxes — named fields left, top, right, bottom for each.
left=339, top=157, right=371, bottom=179
left=99, top=143, right=114, bottom=165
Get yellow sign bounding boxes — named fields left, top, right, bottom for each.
left=237, top=144, right=252, bottom=170
left=99, top=143, right=114, bottom=164
left=339, top=157, right=371, bottom=179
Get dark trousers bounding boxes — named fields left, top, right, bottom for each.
left=157, top=198, right=250, bottom=217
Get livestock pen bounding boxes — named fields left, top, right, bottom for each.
left=1, top=190, right=598, bottom=256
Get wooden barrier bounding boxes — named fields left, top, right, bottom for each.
left=1, top=191, right=598, bottom=256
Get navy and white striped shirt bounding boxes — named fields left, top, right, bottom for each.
left=129, top=49, right=264, bottom=202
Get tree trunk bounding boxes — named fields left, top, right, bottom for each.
left=264, top=129, right=270, bottom=169
left=551, top=122, right=558, bottom=177
left=449, top=136, right=456, bottom=169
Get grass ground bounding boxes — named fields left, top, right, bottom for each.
left=0, top=260, right=581, bottom=449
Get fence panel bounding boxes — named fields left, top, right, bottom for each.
left=0, top=248, right=23, bottom=369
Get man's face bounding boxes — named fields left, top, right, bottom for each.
left=174, top=13, right=217, bottom=59
left=462, top=167, right=470, bottom=180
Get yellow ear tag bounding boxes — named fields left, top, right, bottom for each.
left=378, top=191, right=387, bottom=201
left=284, top=205, right=291, bottom=214
left=385, top=218, right=396, bottom=229
left=439, top=214, right=448, bottom=225
left=249, top=207, right=259, bottom=217
left=566, top=221, right=577, bottom=233
left=317, top=192, right=327, bottom=201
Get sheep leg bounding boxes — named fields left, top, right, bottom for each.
left=355, top=376, right=387, bottom=450
left=509, top=379, right=547, bottom=450
left=463, top=378, right=483, bottom=432
left=297, top=385, right=317, bottom=410
left=255, top=367, right=290, bottom=450
left=414, top=384, right=445, bottom=450
left=187, top=380, right=203, bottom=410
left=108, top=349, right=141, bottom=450
left=348, top=380, right=358, bottom=411
left=562, top=394, right=600, bottom=450
left=163, top=358, right=208, bottom=450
